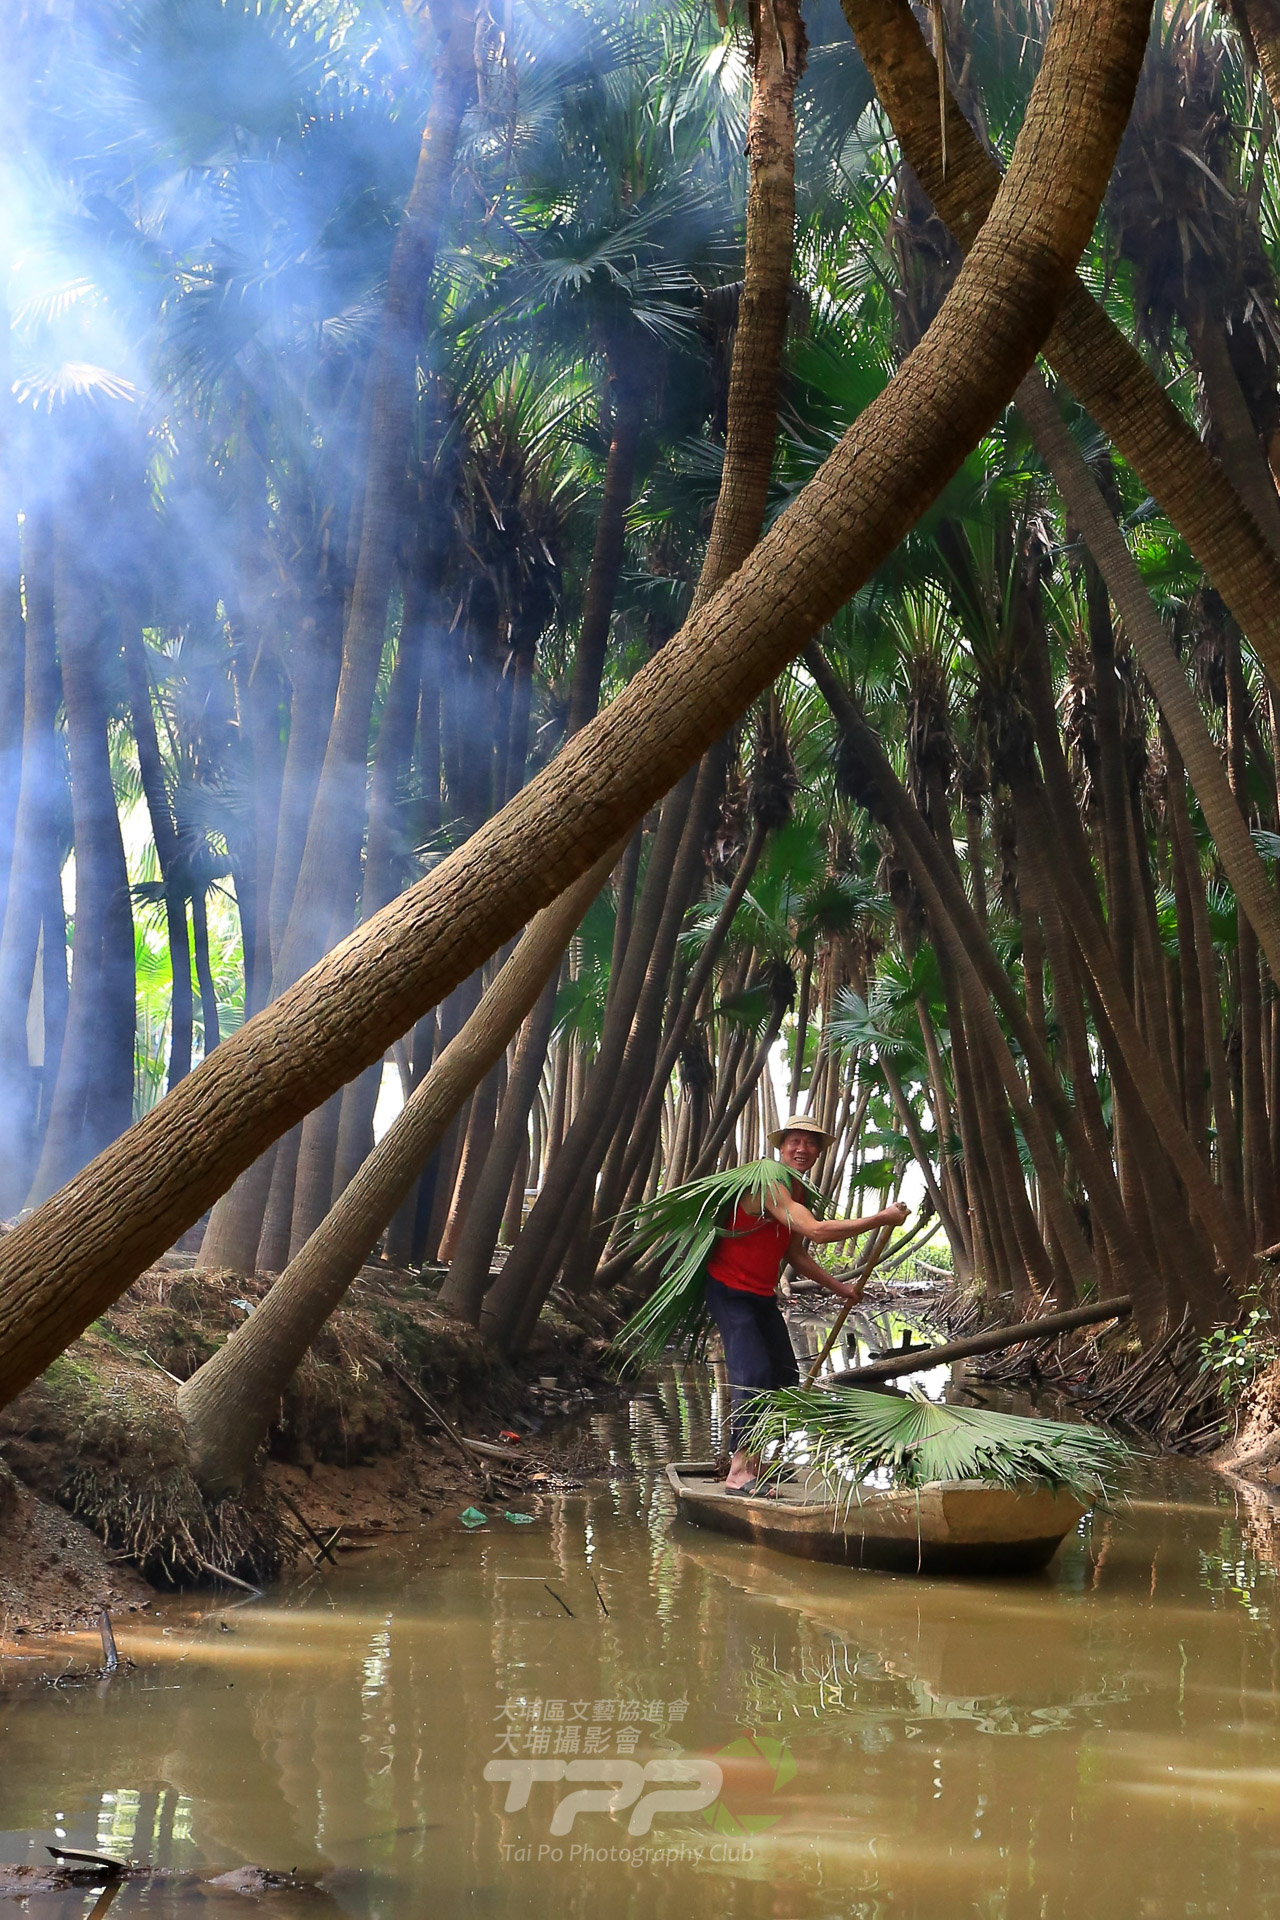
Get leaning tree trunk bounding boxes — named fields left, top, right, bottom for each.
left=177, top=851, right=618, bottom=1496
left=0, top=0, right=1153, bottom=1410
left=843, top=0, right=1280, bottom=688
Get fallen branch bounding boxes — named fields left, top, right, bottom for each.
left=196, top=1558, right=263, bottom=1596
left=276, top=1489, right=339, bottom=1566
left=385, top=1362, right=514, bottom=1465
left=837, top=1295, right=1132, bottom=1386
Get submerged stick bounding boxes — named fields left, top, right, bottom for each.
left=837, top=1295, right=1133, bottom=1386
left=276, top=1489, right=339, bottom=1566
left=97, top=1607, right=119, bottom=1674
left=803, top=1223, right=898, bottom=1387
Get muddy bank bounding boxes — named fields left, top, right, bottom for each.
left=0, top=1261, right=628, bottom=1637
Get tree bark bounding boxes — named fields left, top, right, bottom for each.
left=564, top=386, right=643, bottom=737
left=1016, top=370, right=1280, bottom=983
left=844, top=0, right=1280, bottom=687
left=177, top=851, right=617, bottom=1494
left=436, top=964, right=562, bottom=1320
left=0, top=504, right=60, bottom=1213
left=298, top=581, right=429, bottom=1239
left=269, top=1, right=477, bottom=1005
left=0, top=0, right=1153, bottom=1408
left=28, top=500, right=135, bottom=1205
left=122, top=619, right=194, bottom=1092
left=809, top=646, right=1171, bottom=1325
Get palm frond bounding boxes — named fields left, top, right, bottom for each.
left=744, top=1386, right=1130, bottom=1499
left=609, top=1158, right=820, bottom=1374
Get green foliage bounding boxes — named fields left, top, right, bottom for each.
left=744, top=1386, right=1130, bottom=1499
left=1200, top=1310, right=1275, bottom=1403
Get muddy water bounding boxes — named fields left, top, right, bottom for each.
left=4, top=1363, right=1280, bottom=1919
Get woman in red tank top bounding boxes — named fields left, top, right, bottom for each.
left=706, top=1116, right=908, bottom=1494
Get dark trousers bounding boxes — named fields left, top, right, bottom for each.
left=705, top=1277, right=799, bottom=1454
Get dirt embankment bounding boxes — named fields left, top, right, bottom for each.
left=0, top=1261, right=627, bottom=1639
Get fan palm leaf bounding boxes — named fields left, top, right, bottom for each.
left=609, top=1158, right=822, bottom=1373
left=744, top=1386, right=1129, bottom=1500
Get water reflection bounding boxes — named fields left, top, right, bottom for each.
left=1, top=1370, right=1280, bottom=1917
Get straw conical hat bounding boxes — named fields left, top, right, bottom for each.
left=768, top=1114, right=834, bottom=1148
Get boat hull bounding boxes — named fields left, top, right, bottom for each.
left=665, top=1462, right=1086, bottom=1576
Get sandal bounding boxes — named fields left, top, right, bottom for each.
left=724, top=1480, right=759, bottom=1497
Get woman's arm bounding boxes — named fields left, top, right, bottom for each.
left=763, top=1188, right=908, bottom=1245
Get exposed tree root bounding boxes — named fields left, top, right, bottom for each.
left=0, top=1259, right=624, bottom=1600
left=0, top=1354, right=285, bottom=1587
left=919, top=1284, right=1232, bottom=1454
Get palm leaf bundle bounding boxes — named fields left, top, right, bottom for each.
left=743, top=1386, right=1129, bottom=1500
left=608, top=1159, right=822, bottom=1374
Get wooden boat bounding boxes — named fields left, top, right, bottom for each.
left=665, top=1460, right=1086, bottom=1576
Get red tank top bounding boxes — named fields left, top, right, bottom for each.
left=705, top=1197, right=793, bottom=1297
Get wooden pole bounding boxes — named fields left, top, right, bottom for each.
left=803, top=1222, right=898, bottom=1386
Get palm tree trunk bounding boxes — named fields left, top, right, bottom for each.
left=616, top=819, right=769, bottom=1202
left=1238, top=0, right=1280, bottom=114
left=122, top=619, right=194, bottom=1092
left=0, top=504, right=60, bottom=1213
left=1029, top=785, right=1251, bottom=1303
left=1016, top=370, right=1280, bottom=982
left=810, top=647, right=1172, bottom=1322
left=0, top=0, right=1152, bottom=1408
left=478, top=765, right=708, bottom=1349
left=694, top=0, right=807, bottom=600
left=436, top=964, right=564, bottom=1320
left=300, top=581, right=430, bottom=1239
left=1164, top=727, right=1209, bottom=1145
left=269, top=2, right=476, bottom=1006
left=878, top=1050, right=968, bottom=1273
left=687, top=993, right=790, bottom=1179
left=177, top=853, right=617, bottom=1495
left=1226, top=627, right=1278, bottom=1244
left=435, top=668, right=621, bottom=1297
left=550, top=0, right=809, bottom=1291
left=564, top=388, right=643, bottom=737
left=28, top=499, right=136, bottom=1205
left=190, top=889, right=220, bottom=1058
left=0, top=310, right=25, bottom=934
left=846, top=0, right=1280, bottom=690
